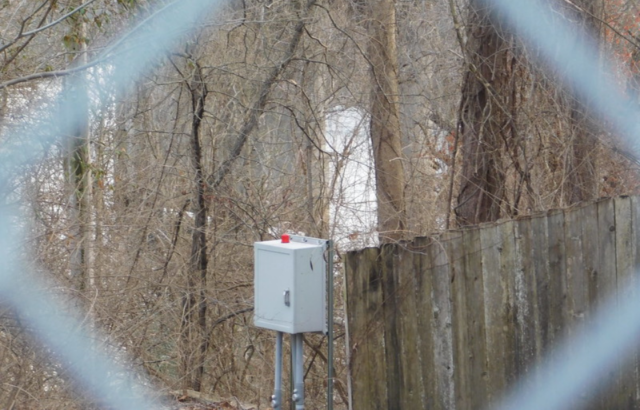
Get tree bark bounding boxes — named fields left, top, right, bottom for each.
left=366, top=0, right=407, bottom=242
left=563, top=0, right=602, bottom=205
left=64, top=4, right=94, bottom=292
left=207, top=0, right=315, bottom=190
left=455, top=1, right=512, bottom=226
left=181, top=61, right=209, bottom=391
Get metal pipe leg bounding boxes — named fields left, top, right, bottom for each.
left=290, top=333, right=297, bottom=383
left=272, top=332, right=283, bottom=409
left=292, top=334, right=305, bottom=410
left=290, top=333, right=296, bottom=410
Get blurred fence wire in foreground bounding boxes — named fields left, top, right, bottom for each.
left=0, top=1, right=222, bottom=409
left=3, top=0, right=640, bottom=409
left=485, top=0, right=640, bottom=408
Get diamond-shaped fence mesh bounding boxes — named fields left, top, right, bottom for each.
left=485, top=1, right=640, bottom=408
left=0, top=1, right=223, bottom=409
left=2, top=0, right=640, bottom=409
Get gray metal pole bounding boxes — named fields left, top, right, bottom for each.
left=291, top=334, right=297, bottom=407
left=290, top=334, right=295, bottom=410
left=293, top=334, right=305, bottom=410
left=272, top=331, right=283, bottom=409
left=327, top=240, right=334, bottom=410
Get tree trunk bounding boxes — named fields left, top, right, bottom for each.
left=366, top=0, right=407, bottom=242
left=563, top=0, right=602, bottom=205
left=301, top=58, right=329, bottom=238
left=455, top=1, right=512, bottom=226
left=64, top=5, right=94, bottom=292
left=181, top=61, right=209, bottom=391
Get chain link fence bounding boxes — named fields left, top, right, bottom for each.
left=2, top=0, right=640, bottom=409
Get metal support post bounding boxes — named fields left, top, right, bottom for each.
left=292, top=333, right=305, bottom=410
left=272, top=331, right=284, bottom=409
left=327, top=239, right=334, bottom=410
left=290, top=334, right=295, bottom=410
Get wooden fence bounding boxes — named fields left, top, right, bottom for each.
left=344, top=196, right=640, bottom=409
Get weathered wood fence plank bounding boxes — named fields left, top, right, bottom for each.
left=480, top=223, right=507, bottom=403
left=530, top=210, right=549, bottom=368
left=514, top=218, right=536, bottom=381
left=448, top=231, right=470, bottom=410
left=462, top=228, right=489, bottom=408
left=395, top=244, right=423, bottom=409
left=596, top=198, right=618, bottom=406
left=563, top=206, right=588, bottom=408
left=432, top=234, right=454, bottom=409
left=614, top=196, right=636, bottom=408
left=412, top=237, right=438, bottom=409
left=498, top=221, right=518, bottom=389
left=579, top=201, right=606, bottom=409
left=380, top=244, right=401, bottom=409
left=345, top=247, right=388, bottom=410
left=565, top=206, right=587, bottom=332
left=597, top=198, right=617, bottom=304
left=631, top=196, right=640, bottom=403
left=577, top=202, right=599, bottom=317
left=546, top=209, right=567, bottom=348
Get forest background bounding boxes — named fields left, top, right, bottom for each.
left=1, top=0, right=640, bottom=409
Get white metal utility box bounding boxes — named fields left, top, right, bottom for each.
left=254, top=235, right=326, bottom=334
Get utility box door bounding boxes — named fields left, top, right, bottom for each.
left=254, top=238, right=326, bottom=334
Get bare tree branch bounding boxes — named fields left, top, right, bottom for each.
left=207, top=0, right=317, bottom=190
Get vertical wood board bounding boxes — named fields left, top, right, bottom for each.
left=514, top=217, right=536, bottom=379
left=380, top=244, right=401, bottom=410
left=480, top=223, right=506, bottom=403
left=413, top=237, right=438, bottom=409
left=498, top=221, right=518, bottom=386
left=563, top=206, right=588, bottom=408
left=546, top=209, right=567, bottom=347
left=345, top=247, right=388, bottom=410
left=431, top=235, right=455, bottom=409
left=395, top=244, right=424, bottom=409
left=613, top=196, right=636, bottom=408
left=447, top=231, right=470, bottom=410
left=462, top=227, right=489, bottom=408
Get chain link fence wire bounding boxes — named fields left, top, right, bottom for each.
left=3, top=0, right=640, bottom=408
left=485, top=0, right=640, bottom=408
left=0, top=1, right=222, bottom=408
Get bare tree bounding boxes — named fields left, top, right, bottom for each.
left=453, top=0, right=610, bottom=226
left=64, top=0, right=95, bottom=293
left=455, top=0, right=513, bottom=225
left=363, top=0, right=407, bottom=242
left=563, top=0, right=603, bottom=204
left=179, top=56, right=209, bottom=391
left=5, top=1, right=640, bottom=409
